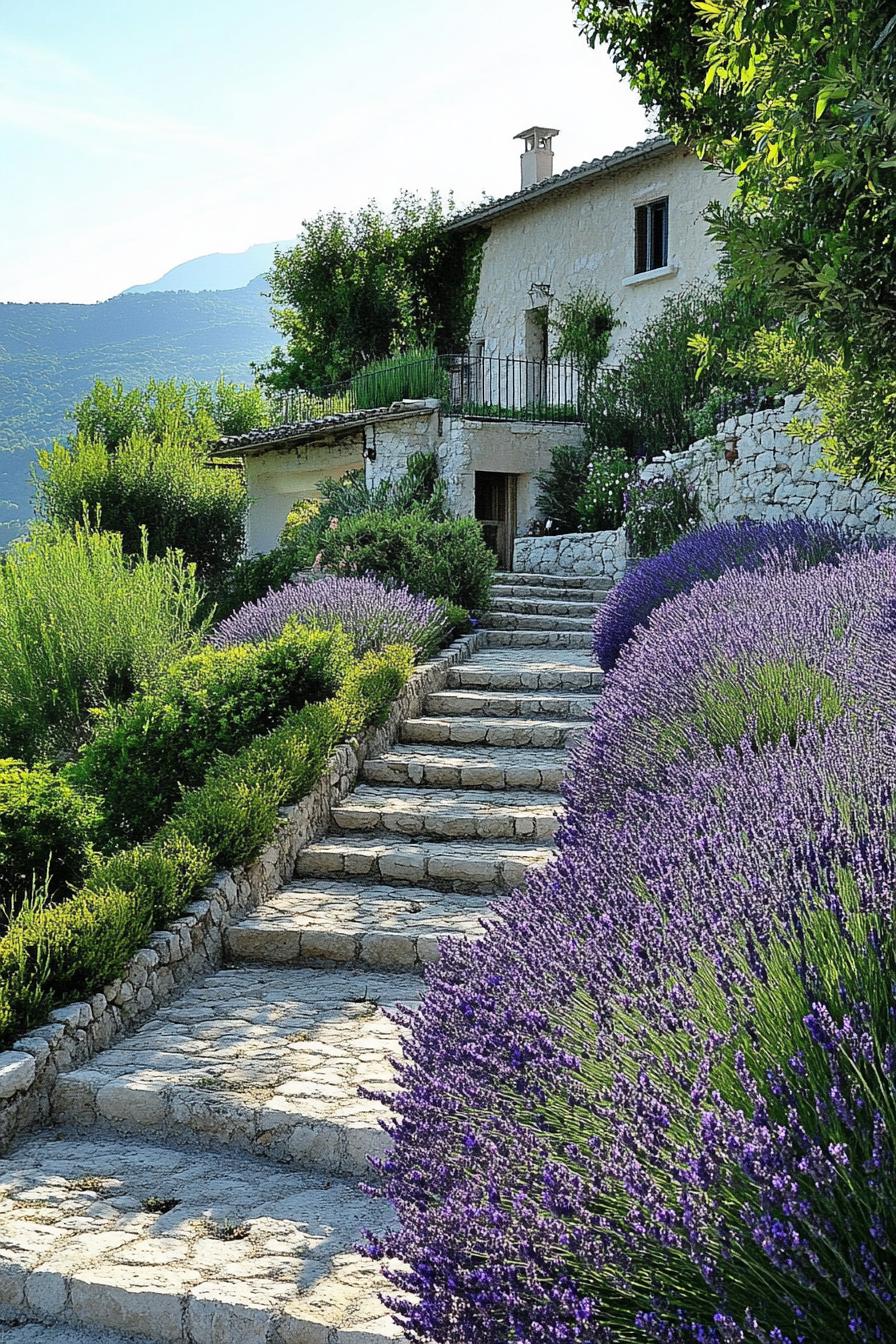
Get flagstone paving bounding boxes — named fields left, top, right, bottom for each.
left=0, top=568, right=606, bottom=1343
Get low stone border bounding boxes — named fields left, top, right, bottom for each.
left=0, top=630, right=485, bottom=1152
left=513, top=528, right=628, bottom=578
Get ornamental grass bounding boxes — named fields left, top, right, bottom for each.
left=373, top=546, right=896, bottom=1343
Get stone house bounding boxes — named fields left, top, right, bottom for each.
left=215, top=130, right=732, bottom=567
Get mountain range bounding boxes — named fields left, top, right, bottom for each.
left=0, top=275, right=279, bottom=539
left=122, top=241, right=288, bottom=296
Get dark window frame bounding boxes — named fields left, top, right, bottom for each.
left=634, top=197, right=669, bottom=274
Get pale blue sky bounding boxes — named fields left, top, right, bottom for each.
left=0, top=1, right=650, bottom=303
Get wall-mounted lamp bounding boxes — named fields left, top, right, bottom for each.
left=723, top=429, right=739, bottom=464
left=361, top=443, right=377, bottom=463
left=528, top=281, right=554, bottom=305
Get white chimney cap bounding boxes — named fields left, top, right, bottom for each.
left=515, top=126, right=560, bottom=151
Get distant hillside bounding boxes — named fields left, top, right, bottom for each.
left=123, top=242, right=287, bottom=295
left=0, top=277, right=278, bottom=538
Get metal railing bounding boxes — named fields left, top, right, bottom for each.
left=270, top=353, right=599, bottom=426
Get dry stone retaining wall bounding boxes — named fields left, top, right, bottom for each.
left=513, top=527, right=628, bottom=578
left=0, top=631, right=484, bottom=1153
left=640, top=395, right=896, bottom=536
left=514, top=397, right=896, bottom=578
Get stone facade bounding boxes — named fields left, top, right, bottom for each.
left=514, top=527, right=628, bottom=578
left=466, top=146, right=733, bottom=365
left=366, top=406, right=585, bottom=538
left=0, top=631, right=485, bottom=1155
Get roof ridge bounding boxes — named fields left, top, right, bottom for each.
left=446, top=134, right=676, bottom=232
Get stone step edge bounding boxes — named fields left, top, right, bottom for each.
left=495, top=571, right=613, bottom=586
left=0, top=631, right=487, bottom=1156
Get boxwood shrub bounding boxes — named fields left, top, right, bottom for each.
left=71, top=622, right=353, bottom=847
left=316, top=510, right=495, bottom=612
left=0, top=644, right=413, bottom=1047
left=0, top=760, right=98, bottom=927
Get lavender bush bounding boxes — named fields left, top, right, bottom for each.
left=211, top=575, right=446, bottom=658
left=570, top=551, right=896, bottom=817
left=371, top=553, right=896, bottom=1343
left=595, top=517, right=889, bottom=671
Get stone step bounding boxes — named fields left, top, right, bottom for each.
left=492, top=582, right=610, bottom=603
left=294, top=835, right=551, bottom=893
left=481, top=611, right=593, bottom=632
left=447, top=657, right=602, bottom=692
left=483, top=629, right=592, bottom=649
left=0, top=1132, right=400, bottom=1343
left=362, top=743, right=567, bottom=790
left=488, top=596, right=602, bottom=617
left=495, top=570, right=613, bottom=591
left=331, top=785, right=559, bottom=842
left=401, top=714, right=585, bottom=748
left=52, top=967, right=417, bottom=1176
left=424, top=688, right=596, bottom=720
left=225, top=879, right=489, bottom=972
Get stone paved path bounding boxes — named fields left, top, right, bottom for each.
left=0, top=570, right=609, bottom=1344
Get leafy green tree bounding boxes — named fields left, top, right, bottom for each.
left=68, top=376, right=268, bottom=450
left=575, top=0, right=896, bottom=363
left=257, top=193, right=482, bottom=392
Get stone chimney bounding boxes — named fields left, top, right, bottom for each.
left=515, top=126, right=559, bottom=189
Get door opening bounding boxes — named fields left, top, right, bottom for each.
left=475, top=471, right=518, bottom=572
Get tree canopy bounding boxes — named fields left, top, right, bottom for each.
left=576, top=0, right=896, bottom=363
left=256, top=192, right=482, bottom=392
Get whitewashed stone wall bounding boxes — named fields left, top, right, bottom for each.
left=514, top=527, right=628, bottom=578
left=640, top=396, right=896, bottom=537
left=0, top=632, right=485, bottom=1154
left=514, top=396, right=896, bottom=579
left=469, top=148, right=733, bottom=364
left=367, top=408, right=585, bottom=538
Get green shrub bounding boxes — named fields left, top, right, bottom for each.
left=330, top=644, right=415, bottom=736
left=72, top=622, right=353, bottom=847
left=164, top=643, right=412, bottom=871
left=0, top=643, right=413, bottom=1046
left=163, top=755, right=285, bottom=873
left=534, top=445, right=592, bottom=534
left=351, top=348, right=451, bottom=410
left=317, top=510, right=495, bottom=611
left=36, top=432, right=247, bottom=583
left=586, top=281, right=769, bottom=458
left=576, top=452, right=631, bottom=532
left=0, top=524, right=202, bottom=760
left=90, top=834, right=213, bottom=928
left=66, top=375, right=268, bottom=451
left=0, top=761, right=97, bottom=928
left=0, top=880, right=154, bottom=1039
left=624, top=471, right=701, bottom=557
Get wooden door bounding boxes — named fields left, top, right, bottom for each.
left=475, top=472, right=517, bottom=571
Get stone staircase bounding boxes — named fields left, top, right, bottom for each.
left=0, top=570, right=608, bottom=1344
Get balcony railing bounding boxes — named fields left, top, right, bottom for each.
left=270, top=353, right=607, bottom=426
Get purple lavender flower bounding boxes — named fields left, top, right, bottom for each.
left=595, top=519, right=892, bottom=671
left=210, top=575, right=445, bottom=657
left=371, top=551, right=896, bottom=1343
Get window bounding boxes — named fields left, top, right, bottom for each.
left=634, top=198, right=669, bottom=274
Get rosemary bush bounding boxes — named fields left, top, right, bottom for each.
left=0, top=524, right=202, bottom=759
